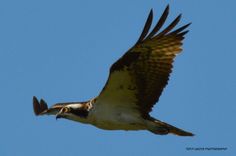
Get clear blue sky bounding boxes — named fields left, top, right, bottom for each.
left=0, top=0, right=235, bottom=156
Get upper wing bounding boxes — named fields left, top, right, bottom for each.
left=96, top=5, right=191, bottom=118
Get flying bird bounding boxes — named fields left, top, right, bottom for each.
left=33, top=5, right=194, bottom=136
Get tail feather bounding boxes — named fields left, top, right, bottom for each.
left=160, top=121, right=194, bottom=136
left=147, top=119, right=194, bottom=136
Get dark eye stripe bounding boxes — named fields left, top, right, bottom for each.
left=70, top=109, right=88, bottom=118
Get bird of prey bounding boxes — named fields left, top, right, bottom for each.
left=33, top=5, right=194, bottom=136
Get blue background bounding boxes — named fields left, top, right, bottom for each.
left=0, top=0, right=235, bottom=155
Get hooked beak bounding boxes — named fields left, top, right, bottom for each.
left=56, top=107, right=70, bottom=120
left=56, top=113, right=63, bottom=120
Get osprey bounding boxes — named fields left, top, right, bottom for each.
left=33, top=5, right=194, bottom=136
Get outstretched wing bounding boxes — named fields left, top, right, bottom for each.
left=96, top=5, right=191, bottom=118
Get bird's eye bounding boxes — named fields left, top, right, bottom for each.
left=61, top=107, right=70, bottom=113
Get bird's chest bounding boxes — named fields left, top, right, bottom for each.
left=88, top=103, right=144, bottom=130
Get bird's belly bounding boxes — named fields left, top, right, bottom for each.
left=94, top=120, right=145, bottom=130
left=89, top=110, right=146, bottom=130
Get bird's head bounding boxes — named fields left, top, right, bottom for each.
left=33, top=96, right=92, bottom=122
left=55, top=103, right=90, bottom=120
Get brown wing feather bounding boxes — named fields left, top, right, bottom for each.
left=145, top=5, right=169, bottom=39
left=33, top=96, right=48, bottom=115
left=98, top=6, right=190, bottom=118
left=33, top=96, right=67, bottom=116
left=135, top=9, right=153, bottom=44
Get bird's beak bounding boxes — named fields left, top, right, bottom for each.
left=56, top=107, right=69, bottom=120
left=56, top=113, right=63, bottom=120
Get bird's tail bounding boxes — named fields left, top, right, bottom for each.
left=146, top=118, right=194, bottom=136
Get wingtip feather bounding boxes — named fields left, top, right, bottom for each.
left=135, top=8, right=153, bottom=44
left=33, top=96, right=40, bottom=116
left=33, top=96, right=49, bottom=116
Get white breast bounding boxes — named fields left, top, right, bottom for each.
left=88, top=101, right=146, bottom=130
